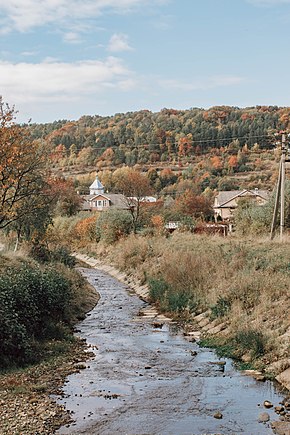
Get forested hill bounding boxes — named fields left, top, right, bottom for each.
left=29, top=105, right=289, bottom=168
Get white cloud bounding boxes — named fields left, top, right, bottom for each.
left=63, top=31, right=82, bottom=44
left=0, top=56, right=135, bottom=104
left=0, top=0, right=167, bottom=33
left=158, top=76, right=244, bottom=91
left=108, top=33, right=133, bottom=52
left=21, top=51, right=37, bottom=57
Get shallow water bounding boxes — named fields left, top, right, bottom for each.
left=56, top=268, right=287, bottom=435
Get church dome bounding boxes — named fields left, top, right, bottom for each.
left=89, top=176, right=104, bottom=195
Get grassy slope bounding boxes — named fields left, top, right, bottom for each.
left=87, top=233, right=289, bottom=376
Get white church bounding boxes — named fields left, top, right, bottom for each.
left=81, top=175, right=128, bottom=211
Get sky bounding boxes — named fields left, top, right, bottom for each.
left=1, top=0, right=290, bottom=123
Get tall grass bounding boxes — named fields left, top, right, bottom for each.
left=106, top=232, right=289, bottom=364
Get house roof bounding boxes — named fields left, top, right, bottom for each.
left=215, top=189, right=270, bottom=208
left=128, top=196, right=157, bottom=203
left=106, top=193, right=128, bottom=208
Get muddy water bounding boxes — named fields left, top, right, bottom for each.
left=57, top=268, right=286, bottom=435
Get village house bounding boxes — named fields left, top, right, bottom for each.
left=81, top=176, right=128, bottom=211
left=81, top=175, right=157, bottom=212
left=213, top=188, right=270, bottom=221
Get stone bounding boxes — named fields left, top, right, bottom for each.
left=254, top=374, right=266, bottom=382
left=259, top=412, right=270, bottom=423
left=275, top=406, right=285, bottom=414
left=276, top=368, right=290, bottom=391
left=152, top=321, right=163, bottom=329
left=264, top=400, right=273, bottom=408
left=214, top=411, right=223, bottom=419
left=271, top=420, right=290, bottom=435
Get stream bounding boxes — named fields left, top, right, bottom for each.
left=56, top=267, right=287, bottom=435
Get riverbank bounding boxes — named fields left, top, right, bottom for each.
left=0, top=338, right=95, bottom=434
left=0, top=252, right=99, bottom=435
left=73, top=232, right=290, bottom=392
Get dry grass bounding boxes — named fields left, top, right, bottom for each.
left=101, top=232, right=289, bottom=367
left=35, top=218, right=289, bottom=369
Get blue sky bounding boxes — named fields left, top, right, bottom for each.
left=1, top=0, right=290, bottom=123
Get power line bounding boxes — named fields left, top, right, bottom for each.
left=52, top=133, right=276, bottom=154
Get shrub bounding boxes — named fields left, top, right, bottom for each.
left=74, top=215, right=98, bottom=243
left=0, top=262, right=72, bottom=368
left=0, top=291, right=32, bottom=367
left=29, top=242, right=76, bottom=268
left=149, top=277, right=198, bottom=314
left=29, top=242, right=51, bottom=263
left=96, top=208, right=132, bottom=244
left=50, top=246, right=76, bottom=268
left=149, top=278, right=168, bottom=302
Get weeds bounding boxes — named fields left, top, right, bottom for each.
left=210, top=296, right=231, bottom=319
left=200, top=328, right=268, bottom=362
left=234, top=329, right=267, bottom=359
left=148, top=277, right=198, bottom=314
left=148, top=278, right=168, bottom=303
left=199, top=337, right=236, bottom=360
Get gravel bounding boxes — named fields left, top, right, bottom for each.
left=0, top=339, right=94, bottom=435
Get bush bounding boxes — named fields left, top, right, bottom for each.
left=149, top=278, right=168, bottom=302
left=29, top=242, right=76, bottom=268
left=0, top=262, right=72, bottom=368
left=50, top=246, right=76, bottom=268
left=29, top=242, right=51, bottom=263
left=96, top=208, right=132, bottom=244
left=149, top=277, right=197, bottom=314
left=0, top=291, right=32, bottom=367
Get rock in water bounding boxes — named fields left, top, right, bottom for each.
left=258, top=412, right=270, bottom=423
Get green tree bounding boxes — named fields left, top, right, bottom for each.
left=96, top=208, right=132, bottom=244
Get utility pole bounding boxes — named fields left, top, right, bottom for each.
left=270, top=133, right=289, bottom=241
left=280, top=134, right=286, bottom=241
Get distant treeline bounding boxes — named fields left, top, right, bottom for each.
left=28, top=105, right=290, bottom=166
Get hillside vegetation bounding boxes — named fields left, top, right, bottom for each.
left=26, top=105, right=290, bottom=199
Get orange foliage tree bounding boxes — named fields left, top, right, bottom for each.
left=227, top=155, right=238, bottom=172
left=0, top=98, right=48, bottom=229
left=175, top=189, right=213, bottom=220
left=151, top=214, right=164, bottom=233
left=48, top=177, right=82, bottom=216
left=211, top=156, right=223, bottom=171
left=74, top=215, right=98, bottom=243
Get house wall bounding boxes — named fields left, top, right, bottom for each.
left=89, top=195, right=110, bottom=211
left=220, top=208, right=233, bottom=220
left=214, top=191, right=269, bottom=221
